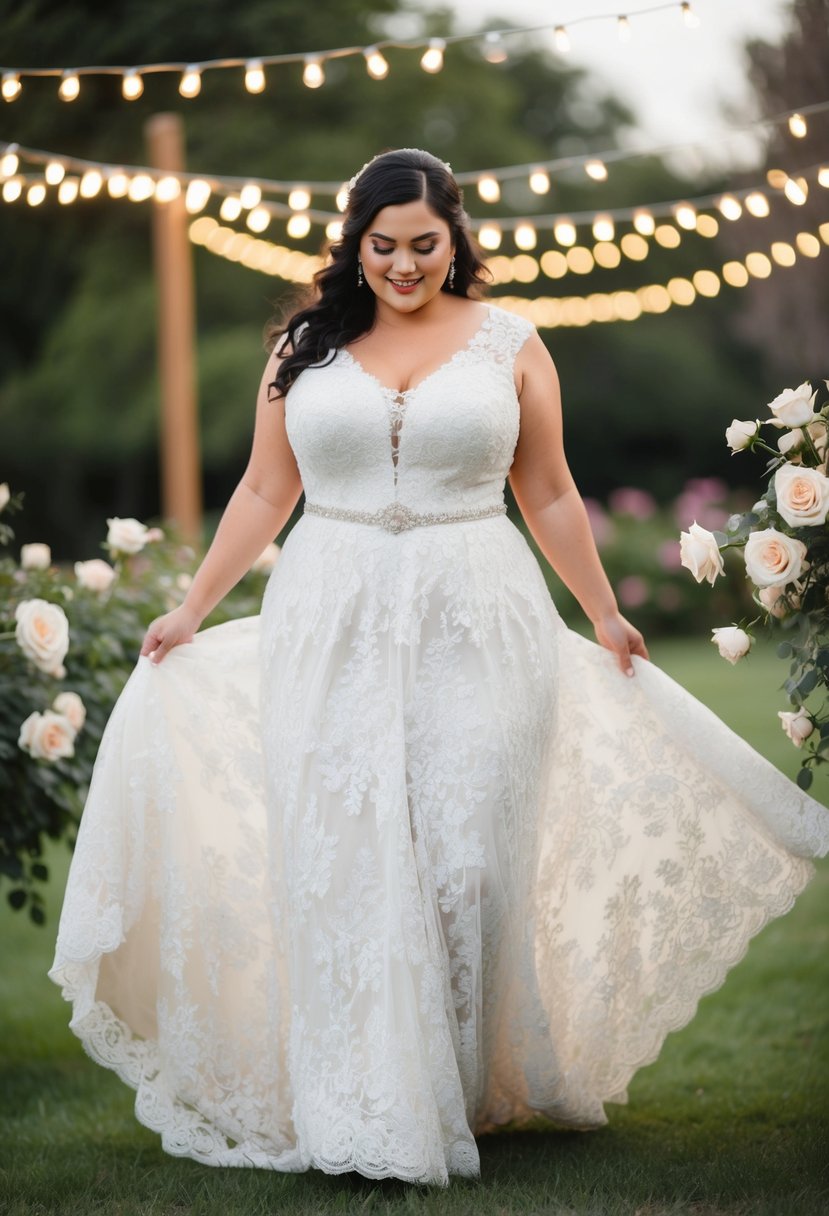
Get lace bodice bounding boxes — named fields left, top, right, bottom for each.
left=285, top=305, right=535, bottom=514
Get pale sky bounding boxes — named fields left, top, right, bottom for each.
left=405, top=0, right=793, bottom=173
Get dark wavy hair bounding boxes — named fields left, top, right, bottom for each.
left=265, top=148, right=491, bottom=398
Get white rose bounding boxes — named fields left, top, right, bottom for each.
left=774, top=464, right=829, bottom=528
left=711, top=626, right=752, bottom=665
left=20, top=543, right=51, bottom=570
left=679, top=522, right=724, bottom=586
left=777, top=430, right=804, bottom=457
left=0, top=483, right=9, bottom=512
left=807, top=419, right=828, bottom=459
left=74, top=558, right=117, bottom=593
left=777, top=707, right=814, bottom=748
left=767, top=381, right=816, bottom=428
left=743, top=529, right=808, bottom=588
left=14, top=598, right=70, bottom=677
left=758, top=583, right=789, bottom=618
left=106, top=517, right=148, bottom=556
left=52, top=690, right=86, bottom=733
left=18, top=710, right=76, bottom=761
left=725, top=419, right=758, bottom=452
left=251, top=542, right=281, bottom=573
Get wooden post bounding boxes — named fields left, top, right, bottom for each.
left=145, top=113, right=202, bottom=541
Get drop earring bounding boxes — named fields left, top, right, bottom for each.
left=357, top=256, right=364, bottom=287
left=447, top=254, right=456, bottom=290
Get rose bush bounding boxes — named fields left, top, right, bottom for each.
left=1, top=489, right=280, bottom=923
left=679, top=376, right=829, bottom=790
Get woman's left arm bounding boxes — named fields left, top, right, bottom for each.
left=508, top=331, right=649, bottom=676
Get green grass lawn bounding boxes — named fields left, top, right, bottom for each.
left=1, top=637, right=827, bottom=1216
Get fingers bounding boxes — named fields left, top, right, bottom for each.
left=139, top=627, right=163, bottom=658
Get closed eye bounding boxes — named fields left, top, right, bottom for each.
left=372, top=245, right=437, bottom=256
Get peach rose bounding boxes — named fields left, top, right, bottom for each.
left=777, top=707, right=814, bottom=748
left=18, top=710, right=76, bottom=761
left=774, top=464, right=829, bottom=528
left=52, top=690, right=86, bottom=733
left=679, top=522, right=724, bottom=586
left=711, top=626, right=752, bottom=665
left=106, top=517, right=148, bottom=556
left=74, top=559, right=117, bottom=593
left=743, top=529, right=807, bottom=588
left=758, top=584, right=790, bottom=618
left=21, top=543, right=51, bottom=570
left=14, top=598, right=70, bottom=677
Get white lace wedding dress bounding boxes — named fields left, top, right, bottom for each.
left=50, top=304, right=829, bottom=1186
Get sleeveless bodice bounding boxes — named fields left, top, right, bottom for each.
left=284, top=305, right=536, bottom=516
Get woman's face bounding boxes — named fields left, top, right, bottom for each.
left=358, top=198, right=454, bottom=314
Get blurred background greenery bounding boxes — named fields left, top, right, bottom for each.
left=0, top=0, right=827, bottom=638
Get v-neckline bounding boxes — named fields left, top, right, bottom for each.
left=339, top=305, right=493, bottom=400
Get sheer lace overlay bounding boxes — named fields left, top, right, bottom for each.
left=50, top=305, right=829, bottom=1186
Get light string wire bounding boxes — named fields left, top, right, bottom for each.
left=0, top=2, right=698, bottom=92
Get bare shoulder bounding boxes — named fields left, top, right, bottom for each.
left=513, top=327, right=558, bottom=400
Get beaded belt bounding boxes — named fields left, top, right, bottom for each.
left=303, top=500, right=506, bottom=534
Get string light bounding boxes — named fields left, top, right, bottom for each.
left=288, top=187, right=311, bottom=211
left=554, top=219, right=577, bottom=246
left=819, top=167, right=829, bottom=187
left=244, top=59, right=265, bottom=94
left=302, top=57, right=325, bottom=88
left=185, top=179, right=211, bottom=212
left=553, top=25, right=571, bottom=53
left=286, top=213, right=311, bottom=238
left=364, top=47, right=389, bottom=79
left=246, top=206, right=270, bottom=233
left=79, top=169, right=102, bottom=198
left=219, top=195, right=243, bottom=221
left=478, top=222, right=502, bottom=250
left=239, top=182, right=262, bottom=209
left=128, top=174, right=155, bottom=201
left=107, top=172, right=129, bottom=198
left=44, top=159, right=65, bottom=184
left=2, top=71, right=21, bottom=101
left=592, top=214, right=615, bottom=241
left=325, top=219, right=343, bottom=240
left=529, top=169, right=550, bottom=194
left=783, top=175, right=808, bottom=205
left=744, top=191, right=770, bottom=217
left=514, top=222, right=537, bottom=250
left=717, top=194, right=742, bottom=220
left=335, top=185, right=349, bottom=212
left=1, top=149, right=19, bottom=176
left=2, top=177, right=21, bottom=201
left=482, top=32, right=508, bottom=64
left=154, top=176, right=181, bottom=202
left=584, top=159, right=608, bottom=181
left=179, top=66, right=202, bottom=98
left=788, top=112, right=807, bottom=138
left=632, top=209, right=655, bottom=235
left=654, top=223, right=680, bottom=247
left=673, top=201, right=697, bottom=229
left=796, top=231, right=820, bottom=257
left=57, top=177, right=78, bottom=204
left=477, top=175, right=501, bottom=203
left=122, top=70, right=144, bottom=100
left=58, top=71, right=80, bottom=102
left=420, top=39, right=445, bottom=73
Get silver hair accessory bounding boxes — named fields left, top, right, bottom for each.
left=344, top=148, right=454, bottom=202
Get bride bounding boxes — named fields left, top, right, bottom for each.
left=49, top=147, right=829, bottom=1187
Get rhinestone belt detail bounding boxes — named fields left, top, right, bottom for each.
left=303, top=500, right=506, bottom=534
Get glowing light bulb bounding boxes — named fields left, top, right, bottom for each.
left=819, top=167, right=829, bottom=188
left=633, top=209, right=655, bottom=235
left=783, top=177, right=808, bottom=205
left=128, top=174, right=155, bottom=201
left=245, top=60, right=266, bottom=93
left=795, top=232, right=820, bottom=258
left=788, top=112, right=807, bottom=138
left=2, top=72, right=21, bottom=102
left=717, top=194, right=742, bottom=221
left=553, top=219, right=577, bottom=246
left=1, top=150, right=19, bottom=176
left=155, top=176, right=181, bottom=202
left=364, top=47, right=389, bottom=79
left=287, top=213, right=311, bottom=238
left=122, top=70, right=144, bottom=100
left=303, top=57, right=325, bottom=88
left=45, top=160, right=65, bottom=185
left=325, top=219, right=343, bottom=241
left=680, top=2, right=700, bottom=28
left=745, top=191, right=769, bottom=217
left=220, top=195, right=243, bottom=221
left=57, top=177, right=78, bottom=204
left=288, top=187, right=311, bottom=211
left=179, top=66, right=202, bottom=98
left=529, top=169, right=550, bottom=194
left=27, top=182, right=46, bottom=206
left=673, top=202, right=697, bottom=229
left=247, top=206, right=270, bottom=233
left=59, top=71, right=80, bottom=101
left=617, top=15, right=631, bottom=41
left=79, top=169, right=103, bottom=197
left=585, top=159, right=608, bottom=181
left=107, top=172, right=130, bottom=198
left=185, top=179, right=211, bottom=212
left=478, top=223, right=502, bottom=250
left=553, top=26, right=571, bottom=53
left=477, top=175, right=500, bottom=203
left=514, top=223, right=537, bottom=250
left=240, top=183, right=262, bottom=209
left=420, top=39, right=445, bottom=73
left=483, top=32, right=508, bottom=63
left=2, top=177, right=22, bottom=201
left=592, top=214, right=615, bottom=241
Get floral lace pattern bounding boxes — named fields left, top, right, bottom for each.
left=50, top=305, right=829, bottom=1186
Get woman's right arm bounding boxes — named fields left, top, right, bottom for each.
left=140, top=348, right=302, bottom=663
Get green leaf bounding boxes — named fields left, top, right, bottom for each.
left=777, top=642, right=793, bottom=659
left=796, top=767, right=814, bottom=791
left=7, top=889, right=26, bottom=910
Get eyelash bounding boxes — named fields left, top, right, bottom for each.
left=372, top=245, right=436, bottom=256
